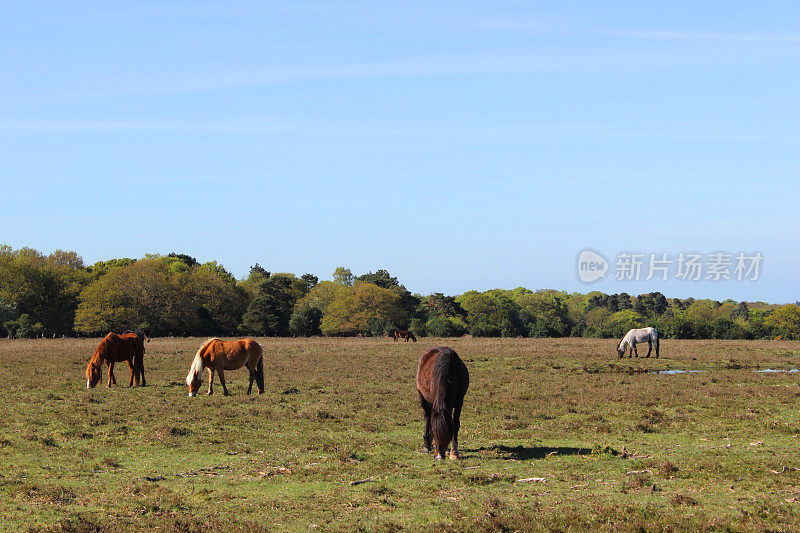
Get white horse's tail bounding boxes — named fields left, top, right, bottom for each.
left=186, top=338, right=218, bottom=385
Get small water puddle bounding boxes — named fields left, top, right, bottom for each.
left=652, top=370, right=707, bottom=375
left=756, top=369, right=799, bottom=373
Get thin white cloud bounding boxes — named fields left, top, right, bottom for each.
left=3, top=43, right=788, bottom=106
left=610, top=29, right=800, bottom=43
left=2, top=118, right=797, bottom=144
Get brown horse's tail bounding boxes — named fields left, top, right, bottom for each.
left=254, top=346, right=265, bottom=394
left=431, top=350, right=455, bottom=450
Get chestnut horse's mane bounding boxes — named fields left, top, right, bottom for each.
left=186, top=338, right=219, bottom=385
left=89, top=332, right=115, bottom=368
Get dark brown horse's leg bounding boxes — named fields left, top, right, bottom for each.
left=140, top=358, right=146, bottom=386
left=418, top=391, right=433, bottom=453
left=450, top=403, right=463, bottom=460
left=218, top=369, right=230, bottom=396
left=207, top=368, right=215, bottom=395
left=107, top=362, right=116, bottom=387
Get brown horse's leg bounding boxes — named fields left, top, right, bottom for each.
left=207, top=368, right=215, bottom=395
left=138, top=354, right=146, bottom=386
left=418, top=391, right=433, bottom=453
left=450, top=403, right=463, bottom=460
left=246, top=363, right=254, bottom=395
left=128, top=359, right=136, bottom=386
left=107, top=362, right=116, bottom=387
left=218, top=369, right=230, bottom=396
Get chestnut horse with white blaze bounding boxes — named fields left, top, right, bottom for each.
left=416, top=347, right=469, bottom=460
left=86, top=332, right=146, bottom=389
left=186, top=338, right=264, bottom=397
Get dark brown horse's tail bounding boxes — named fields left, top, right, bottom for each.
left=431, top=349, right=455, bottom=449
left=254, top=352, right=265, bottom=393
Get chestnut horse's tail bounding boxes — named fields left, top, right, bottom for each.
left=431, top=350, right=456, bottom=449
left=253, top=343, right=265, bottom=394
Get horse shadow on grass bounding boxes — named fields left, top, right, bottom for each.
left=463, top=444, right=592, bottom=460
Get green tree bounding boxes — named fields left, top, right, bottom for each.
left=75, top=259, right=192, bottom=336
left=289, top=304, right=323, bottom=336
left=188, top=262, right=248, bottom=335
left=239, top=264, right=271, bottom=298
left=332, top=266, right=354, bottom=286
left=605, top=309, right=646, bottom=338
left=0, top=246, right=88, bottom=336
left=515, top=291, right=571, bottom=337
left=764, top=305, right=800, bottom=339
left=425, top=316, right=467, bottom=337
left=320, top=282, right=403, bottom=336
left=456, top=290, right=521, bottom=337
left=240, top=275, right=297, bottom=336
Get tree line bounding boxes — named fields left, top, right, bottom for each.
left=1, top=245, right=798, bottom=340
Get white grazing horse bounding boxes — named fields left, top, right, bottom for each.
left=617, top=327, right=659, bottom=358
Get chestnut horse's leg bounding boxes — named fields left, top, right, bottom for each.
left=218, top=369, right=230, bottom=396
left=246, top=363, right=255, bottom=395
left=128, top=359, right=136, bottom=386
left=107, top=362, right=116, bottom=387
left=207, top=367, right=215, bottom=395
left=418, top=391, right=433, bottom=453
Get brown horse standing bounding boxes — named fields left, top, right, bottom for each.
left=416, top=347, right=469, bottom=460
left=186, top=338, right=264, bottom=397
left=86, top=332, right=146, bottom=389
left=121, top=328, right=149, bottom=386
left=394, top=329, right=417, bottom=342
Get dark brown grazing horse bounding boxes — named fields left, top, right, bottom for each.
left=86, top=332, right=146, bottom=389
left=122, top=328, right=149, bottom=386
left=416, top=347, right=469, bottom=460
left=186, top=338, right=264, bottom=397
left=394, top=329, right=417, bottom=342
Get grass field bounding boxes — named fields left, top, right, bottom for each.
left=1, top=337, right=800, bottom=531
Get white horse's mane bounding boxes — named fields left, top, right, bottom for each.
left=186, top=338, right=219, bottom=385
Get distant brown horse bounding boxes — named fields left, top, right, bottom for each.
left=186, top=338, right=264, bottom=397
left=394, top=329, right=417, bottom=342
left=122, top=328, right=149, bottom=386
left=416, top=347, right=469, bottom=460
left=86, top=332, right=146, bottom=389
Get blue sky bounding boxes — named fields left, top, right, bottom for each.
left=1, top=1, right=798, bottom=302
